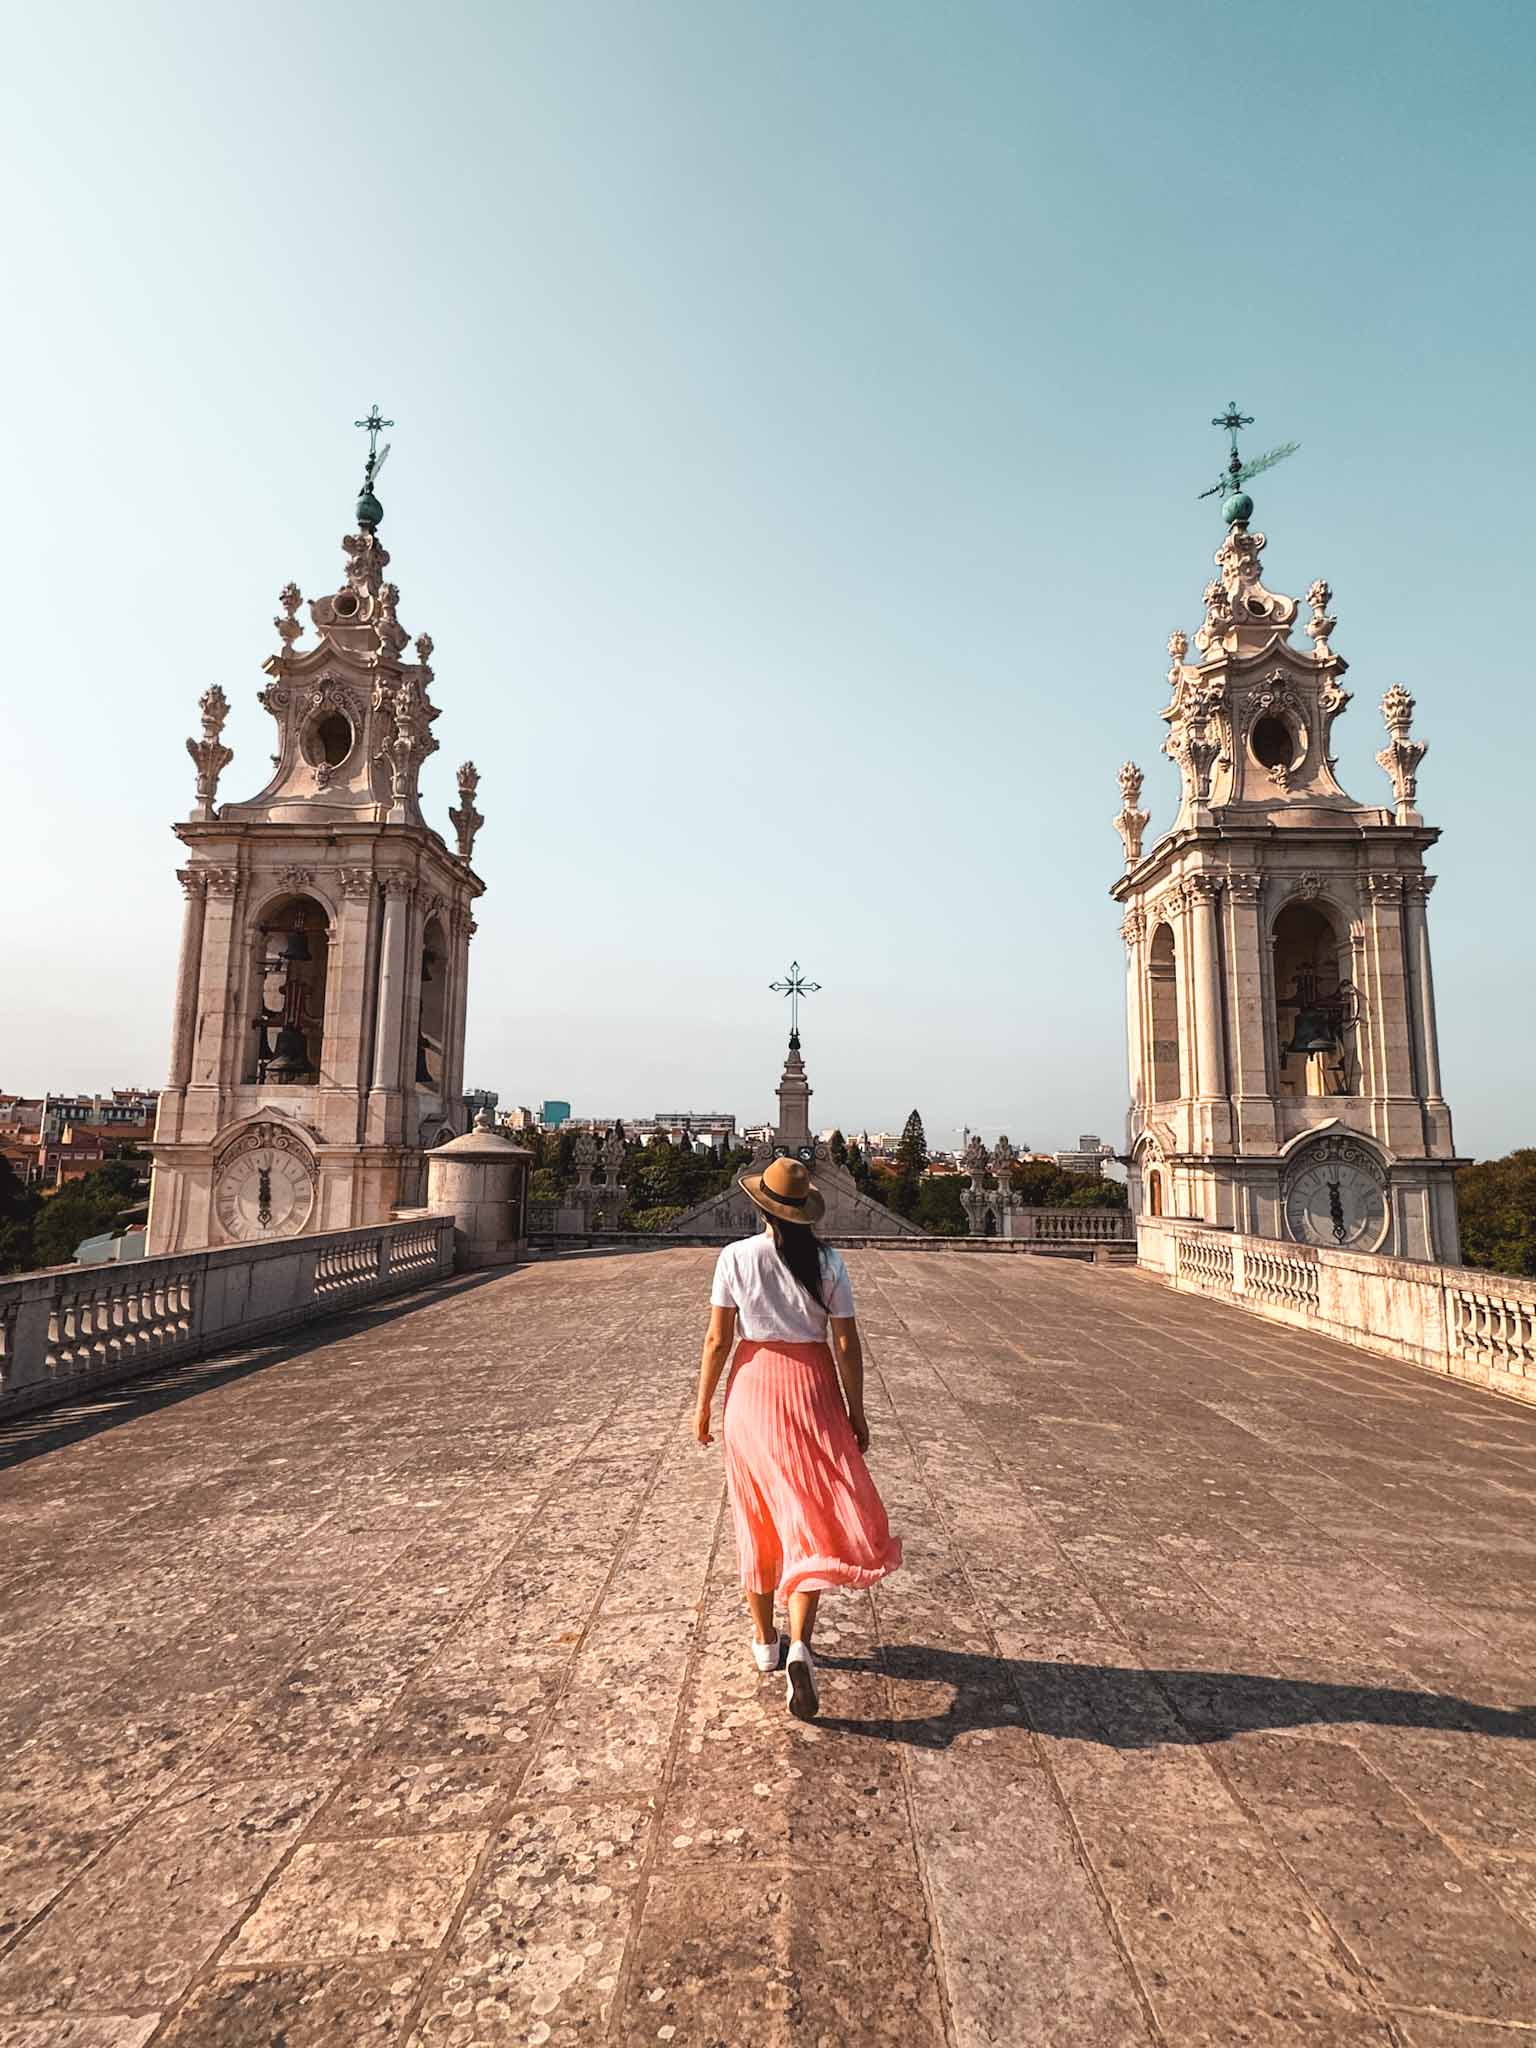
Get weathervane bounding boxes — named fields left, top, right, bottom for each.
left=1197, top=401, right=1298, bottom=519
left=353, top=404, right=394, bottom=527
left=770, top=959, right=821, bottom=1041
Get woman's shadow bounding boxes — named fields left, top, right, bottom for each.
left=814, top=1642, right=1536, bottom=1748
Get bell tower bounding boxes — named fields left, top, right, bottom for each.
left=147, top=414, right=487, bottom=1253
left=1110, top=411, right=1461, bottom=1262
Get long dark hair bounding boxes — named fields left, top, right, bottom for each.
left=767, top=1215, right=828, bottom=1310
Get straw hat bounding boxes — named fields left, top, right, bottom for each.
left=739, top=1154, right=826, bottom=1225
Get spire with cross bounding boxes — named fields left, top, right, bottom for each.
left=770, top=959, right=821, bottom=1046
left=1196, top=401, right=1299, bottom=521
left=353, top=404, right=395, bottom=529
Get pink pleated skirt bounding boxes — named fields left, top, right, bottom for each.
left=722, top=1339, right=903, bottom=1597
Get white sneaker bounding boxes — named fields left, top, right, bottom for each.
left=750, top=1633, right=785, bottom=1675
left=785, top=1641, right=819, bottom=1720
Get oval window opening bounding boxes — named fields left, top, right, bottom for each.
left=333, top=592, right=359, bottom=618
left=316, top=713, right=352, bottom=766
left=1250, top=715, right=1294, bottom=769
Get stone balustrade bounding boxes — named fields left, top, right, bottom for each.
left=1138, top=1214, right=1536, bottom=1407
left=0, top=1216, right=455, bottom=1421
left=1007, top=1206, right=1134, bottom=1243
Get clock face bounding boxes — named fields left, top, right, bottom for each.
left=1283, top=1155, right=1388, bottom=1250
left=214, top=1145, right=316, bottom=1243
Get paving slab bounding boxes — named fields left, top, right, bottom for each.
left=3, top=1247, right=1535, bottom=2042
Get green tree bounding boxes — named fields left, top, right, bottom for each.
left=1457, top=1150, right=1536, bottom=1278
left=890, top=1110, right=928, bottom=1217
left=829, top=1129, right=848, bottom=1168
left=0, top=1156, right=41, bottom=1274
left=914, top=1173, right=967, bottom=1236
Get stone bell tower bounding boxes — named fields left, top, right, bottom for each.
left=1110, top=411, right=1460, bottom=1262
left=147, top=414, right=487, bottom=1253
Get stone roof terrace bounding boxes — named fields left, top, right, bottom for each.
left=3, top=1249, right=1535, bottom=2044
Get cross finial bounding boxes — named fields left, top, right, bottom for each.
left=1212, top=401, right=1254, bottom=456
left=769, top=959, right=821, bottom=1039
left=354, top=404, right=395, bottom=493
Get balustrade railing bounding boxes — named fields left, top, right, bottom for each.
left=1012, top=1207, right=1133, bottom=1243
left=1141, top=1215, right=1536, bottom=1407
left=0, top=1215, right=455, bottom=1422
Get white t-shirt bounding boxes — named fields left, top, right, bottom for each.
left=710, top=1230, right=855, bottom=1344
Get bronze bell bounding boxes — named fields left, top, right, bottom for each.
left=279, top=918, right=312, bottom=964
left=1285, top=1006, right=1338, bottom=1057
left=266, top=1023, right=313, bottom=1079
left=415, top=1035, right=434, bottom=1085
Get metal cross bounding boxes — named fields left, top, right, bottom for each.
left=770, top=960, right=821, bottom=1037
left=354, top=404, right=395, bottom=489
left=1197, top=400, right=1299, bottom=503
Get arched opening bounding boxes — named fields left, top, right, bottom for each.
left=1250, top=715, right=1298, bottom=772
left=1273, top=901, right=1358, bottom=1098
left=1147, top=924, right=1180, bottom=1103
left=982, top=1206, right=997, bottom=1238
left=415, top=916, right=448, bottom=1093
left=245, top=894, right=331, bottom=1085
left=1146, top=1168, right=1164, bottom=1217
left=314, top=712, right=353, bottom=766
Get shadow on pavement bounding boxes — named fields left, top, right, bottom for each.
left=813, top=1642, right=1536, bottom=1748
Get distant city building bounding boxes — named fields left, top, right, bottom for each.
left=500, top=1105, right=537, bottom=1130
left=463, top=1087, right=500, bottom=1124
left=0, top=1090, right=159, bottom=1189
left=542, top=1099, right=572, bottom=1128
left=1054, top=1134, right=1114, bottom=1179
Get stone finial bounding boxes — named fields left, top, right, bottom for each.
left=989, top=1135, right=1016, bottom=1175
left=962, top=1135, right=988, bottom=1181
left=1305, top=578, right=1336, bottom=653
left=1114, top=760, right=1151, bottom=868
left=1167, top=630, right=1189, bottom=667
left=1196, top=525, right=1298, bottom=657
left=473, top=1104, right=495, bottom=1132
left=275, top=583, right=304, bottom=650
left=450, top=760, right=484, bottom=863
left=186, top=685, right=234, bottom=820
left=415, top=632, right=434, bottom=668
left=1376, top=685, right=1427, bottom=823
left=374, top=674, right=440, bottom=822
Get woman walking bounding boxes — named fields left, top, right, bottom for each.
left=693, top=1156, right=901, bottom=1719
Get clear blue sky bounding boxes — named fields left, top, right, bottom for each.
left=3, top=0, right=1532, bottom=1158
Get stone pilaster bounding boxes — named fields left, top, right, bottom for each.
left=366, top=874, right=413, bottom=1144
left=1223, top=871, right=1276, bottom=1150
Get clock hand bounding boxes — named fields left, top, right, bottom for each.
left=1326, top=1176, right=1347, bottom=1244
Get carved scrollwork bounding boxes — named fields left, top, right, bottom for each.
left=450, top=760, right=484, bottom=863
left=1403, top=873, right=1436, bottom=905
left=382, top=872, right=415, bottom=899
left=1362, top=873, right=1404, bottom=905
left=1120, top=908, right=1147, bottom=946
left=275, top=582, right=304, bottom=650
left=203, top=865, right=240, bottom=897
left=176, top=866, right=208, bottom=899
left=1226, top=871, right=1262, bottom=905
left=1376, top=684, right=1427, bottom=819
left=218, top=1119, right=316, bottom=1167
left=276, top=866, right=316, bottom=891
left=337, top=867, right=375, bottom=898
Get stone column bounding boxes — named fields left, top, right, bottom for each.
left=1224, top=872, right=1274, bottom=1147
left=187, top=865, right=242, bottom=1110
left=445, top=906, right=475, bottom=1119
left=166, top=868, right=208, bottom=1089
left=1359, top=874, right=1417, bottom=1111
left=399, top=894, right=427, bottom=1099
left=1403, top=875, right=1444, bottom=1104
left=366, top=874, right=412, bottom=1143
left=324, top=871, right=377, bottom=1096
left=1120, top=909, right=1147, bottom=1125
left=1187, top=875, right=1227, bottom=1102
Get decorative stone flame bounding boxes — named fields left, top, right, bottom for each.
left=1114, top=760, right=1151, bottom=867
left=1195, top=524, right=1299, bottom=657
left=275, top=583, right=304, bottom=650
left=1305, top=578, right=1337, bottom=654
left=449, top=760, right=484, bottom=863
left=1376, top=685, right=1427, bottom=822
left=186, top=685, right=234, bottom=820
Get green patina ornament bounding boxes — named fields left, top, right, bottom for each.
left=1223, top=489, right=1254, bottom=526
left=353, top=404, right=394, bottom=531
left=1197, top=402, right=1298, bottom=522
left=356, top=487, right=384, bottom=530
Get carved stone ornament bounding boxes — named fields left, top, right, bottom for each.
left=203, top=865, right=240, bottom=897
left=277, top=865, right=316, bottom=891
left=1184, top=873, right=1222, bottom=902
left=186, top=685, right=235, bottom=820
left=337, top=867, right=375, bottom=898
left=962, top=1135, right=988, bottom=1181
left=374, top=673, right=440, bottom=816
left=218, top=1119, right=316, bottom=1168
left=1226, top=870, right=1262, bottom=905
left=601, top=1131, right=628, bottom=1180
left=1113, top=760, right=1150, bottom=868
left=275, top=582, right=304, bottom=650
left=1120, top=908, right=1147, bottom=946
left=989, top=1135, right=1017, bottom=1175
left=1198, top=524, right=1299, bottom=655
left=1287, top=1133, right=1386, bottom=1188
left=1376, top=684, right=1427, bottom=821
left=1297, top=872, right=1322, bottom=901
left=1363, top=872, right=1405, bottom=904
left=450, top=760, right=484, bottom=863
left=176, top=865, right=208, bottom=899
left=1403, top=873, right=1437, bottom=905
left=383, top=872, right=415, bottom=899
left=1305, top=578, right=1337, bottom=653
